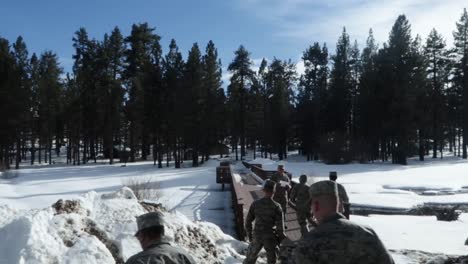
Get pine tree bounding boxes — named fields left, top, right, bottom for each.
left=425, top=29, right=449, bottom=158
left=349, top=40, right=361, bottom=154
left=124, top=23, right=161, bottom=162
left=298, top=42, right=328, bottom=160
left=72, top=27, right=99, bottom=164
left=163, top=39, right=185, bottom=168
left=37, top=51, right=63, bottom=165
left=103, top=27, right=125, bottom=164
left=327, top=28, right=354, bottom=163
left=29, top=53, right=40, bottom=165
left=379, top=15, right=418, bottom=164
left=12, top=36, right=31, bottom=168
left=247, top=59, right=267, bottom=159
left=202, top=41, right=223, bottom=160
left=356, top=29, right=380, bottom=161
left=183, top=43, right=204, bottom=167
left=228, top=45, right=254, bottom=160
left=0, top=38, right=20, bottom=169
left=411, top=35, right=430, bottom=161
left=266, top=58, right=296, bottom=160
left=453, top=8, right=468, bottom=159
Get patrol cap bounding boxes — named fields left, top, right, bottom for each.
left=309, top=180, right=338, bottom=200
left=263, top=179, right=276, bottom=192
left=135, top=211, right=165, bottom=235
left=277, top=164, right=284, bottom=170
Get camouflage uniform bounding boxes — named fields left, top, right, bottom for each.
left=126, top=211, right=196, bottom=264
left=289, top=181, right=312, bottom=236
left=293, top=213, right=394, bottom=264
left=336, top=182, right=349, bottom=215
left=270, top=171, right=290, bottom=217
left=125, top=238, right=196, bottom=264
left=244, top=194, right=285, bottom=264
left=293, top=181, right=394, bottom=264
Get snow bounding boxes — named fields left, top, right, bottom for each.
left=1, top=154, right=468, bottom=263
left=0, top=159, right=235, bottom=235
left=0, top=187, right=247, bottom=264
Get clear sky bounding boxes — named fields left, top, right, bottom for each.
left=1, top=0, right=466, bottom=82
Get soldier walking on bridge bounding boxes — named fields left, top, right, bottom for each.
left=244, top=179, right=286, bottom=264
left=293, top=181, right=394, bottom=264
left=270, top=164, right=291, bottom=221
left=289, top=174, right=314, bottom=237
left=329, top=171, right=350, bottom=217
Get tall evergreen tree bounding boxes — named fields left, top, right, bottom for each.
left=104, top=27, right=125, bottom=164
left=297, top=42, right=328, bottom=160
left=379, top=15, right=418, bottom=164
left=183, top=43, right=204, bottom=167
left=29, top=53, right=40, bottom=165
left=425, top=29, right=449, bottom=158
left=0, top=38, right=20, bottom=169
left=356, top=29, right=380, bottom=161
left=12, top=36, right=31, bottom=168
left=37, top=51, right=63, bottom=165
left=228, top=45, right=254, bottom=160
left=453, top=8, right=468, bottom=159
left=163, top=39, right=185, bottom=168
left=124, top=23, right=161, bottom=162
left=326, top=28, right=354, bottom=163
left=266, top=58, right=296, bottom=160
left=202, top=41, right=224, bottom=160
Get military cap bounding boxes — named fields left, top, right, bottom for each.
left=309, top=180, right=338, bottom=200
left=263, top=179, right=276, bottom=192
left=135, top=211, right=165, bottom=235
left=277, top=164, right=284, bottom=169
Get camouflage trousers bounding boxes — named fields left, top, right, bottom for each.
left=243, top=234, right=278, bottom=264
left=296, top=209, right=313, bottom=237
left=274, top=196, right=287, bottom=219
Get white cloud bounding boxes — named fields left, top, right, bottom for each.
left=296, top=58, right=305, bottom=76
left=221, top=70, right=233, bottom=86
left=237, top=0, right=466, bottom=48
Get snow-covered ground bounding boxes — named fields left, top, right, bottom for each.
left=0, top=159, right=235, bottom=235
left=1, top=154, right=468, bottom=263
left=0, top=187, right=247, bottom=264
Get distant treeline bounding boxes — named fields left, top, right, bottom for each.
left=1, top=10, right=468, bottom=169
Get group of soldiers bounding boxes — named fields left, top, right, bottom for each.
left=243, top=165, right=395, bottom=264
left=124, top=164, right=394, bottom=264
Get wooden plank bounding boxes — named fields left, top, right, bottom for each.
left=231, top=162, right=303, bottom=243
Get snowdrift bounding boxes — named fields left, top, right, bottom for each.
left=0, top=187, right=248, bottom=264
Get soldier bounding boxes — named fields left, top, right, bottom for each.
left=289, top=174, right=313, bottom=237
left=329, top=171, right=350, bottom=216
left=244, top=179, right=286, bottom=264
left=293, top=181, right=395, bottom=264
left=270, top=164, right=291, bottom=219
left=126, top=211, right=196, bottom=264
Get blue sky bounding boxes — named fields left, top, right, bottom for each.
left=1, top=0, right=466, bottom=82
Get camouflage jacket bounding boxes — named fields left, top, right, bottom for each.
left=245, top=197, right=284, bottom=237
left=293, top=213, right=394, bottom=264
left=337, top=183, right=349, bottom=204
left=125, top=238, right=196, bottom=264
left=289, top=182, right=310, bottom=211
left=270, top=172, right=290, bottom=198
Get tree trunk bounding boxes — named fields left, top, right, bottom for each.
left=15, top=135, right=21, bottom=169
left=418, top=129, right=425, bottom=161
left=31, top=139, right=36, bottom=165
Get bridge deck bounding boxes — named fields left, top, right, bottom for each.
left=232, top=164, right=302, bottom=242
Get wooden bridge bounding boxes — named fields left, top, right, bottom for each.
left=225, top=161, right=302, bottom=247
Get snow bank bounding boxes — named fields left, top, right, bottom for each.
left=0, top=187, right=248, bottom=264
